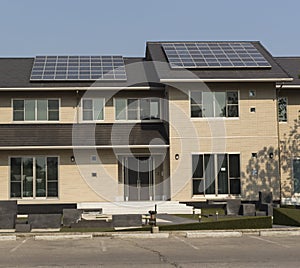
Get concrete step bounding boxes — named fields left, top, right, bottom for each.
left=77, top=201, right=193, bottom=215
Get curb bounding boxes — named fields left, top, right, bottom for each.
left=34, top=234, right=93, bottom=241
left=111, top=233, right=169, bottom=239
left=186, top=231, right=242, bottom=238
left=1, top=227, right=300, bottom=240
left=260, top=230, right=300, bottom=237
left=0, top=236, right=16, bottom=241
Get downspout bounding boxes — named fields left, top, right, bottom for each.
left=76, top=90, right=80, bottom=124
left=276, top=83, right=283, bottom=205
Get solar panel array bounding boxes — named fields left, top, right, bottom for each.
left=30, top=56, right=127, bottom=81
left=162, top=42, right=271, bottom=69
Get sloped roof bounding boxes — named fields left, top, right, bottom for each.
left=275, top=57, right=300, bottom=85
left=146, top=41, right=292, bottom=81
left=0, top=57, right=162, bottom=89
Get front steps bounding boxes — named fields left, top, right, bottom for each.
left=77, top=201, right=193, bottom=215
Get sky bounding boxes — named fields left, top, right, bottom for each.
left=0, top=0, right=299, bottom=57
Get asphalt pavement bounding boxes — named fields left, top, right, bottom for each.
left=0, top=235, right=300, bottom=267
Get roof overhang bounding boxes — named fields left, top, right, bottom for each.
left=0, top=86, right=164, bottom=91
left=276, top=84, right=300, bottom=89
left=0, top=145, right=169, bottom=150
left=160, top=78, right=293, bottom=83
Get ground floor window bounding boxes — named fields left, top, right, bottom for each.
left=293, top=159, right=300, bottom=194
left=10, top=156, right=58, bottom=198
left=192, top=154, right=241, bottom=195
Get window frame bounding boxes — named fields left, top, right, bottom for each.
left=189, top=90, right=239, bottom=119
left=278, top=96, right=288, bottom=123
left=80, top=98, right=105, bottom=122
left=191, top=153, right=241, bottom=197
left=114, top=98, right=162, bottom=122
left=9, top=156, right=59, bottom=199
left=12, top=98, right=61, bottom=123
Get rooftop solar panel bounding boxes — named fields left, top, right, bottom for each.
left=30, top=56, right=127, bottom=81
left=162, top=42, right=271, bottom=69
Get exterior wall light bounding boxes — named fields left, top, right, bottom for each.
left=70, top=156, right=75, bottom=162
left=175, top=154, right=179, bottom=160
left=269, top=152, right=274, bottom=159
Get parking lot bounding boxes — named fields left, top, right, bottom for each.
left=0, top=235, right=300, bottom=267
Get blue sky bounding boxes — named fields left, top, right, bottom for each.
left=0, top=0, right=299, bottom=57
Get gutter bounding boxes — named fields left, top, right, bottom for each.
left=160, top=78, right=294, bottom=83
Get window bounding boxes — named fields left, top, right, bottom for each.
left=82, top=98, right=104, bottom=121
left=278, top=97, right=287, bottom=122
left=190, top=91, right=239, bottom=118
left=115, top=98, right=161, bottom=120
left=13, top=99, right=59, bottom=121
left=192, top=154, right=240, bottom=195
left=10, top=156, right=58, bottom=198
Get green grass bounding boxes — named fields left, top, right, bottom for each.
left=273, top=208, right=300, bottom=226
left=117, top=216, right=272, bottom=231
left=60, top=227, right=114, bottom=232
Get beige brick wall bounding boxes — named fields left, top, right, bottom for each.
left=168, top=82, right=280, bottom=201
left=279, top=89, right=300, bottom=199
left=0, top=149, right=120, bottom=204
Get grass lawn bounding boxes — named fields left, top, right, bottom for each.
left=273, top=208, right=300, bottom=226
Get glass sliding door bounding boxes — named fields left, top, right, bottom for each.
left=123, top=156, right=154, bottom=201
left=192, top=154, right=241, bottom=196
left=10, top=156, right=58, bottom=199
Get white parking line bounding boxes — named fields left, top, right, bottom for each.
left=249, top=236, right=290, bottom=249
left=101, top=240, right=107, bottom=252
left=10, top=239, right=28, bottom=253
left=173, top=235, right=199, bottom=250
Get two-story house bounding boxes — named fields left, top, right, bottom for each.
left=0, top=41, right=298, bottom=211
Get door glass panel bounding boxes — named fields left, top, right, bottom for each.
left=37, top=100, right=47, bottom=120
left=140, top=99, right=150, bottom=120
left=293, top=159, right=300, bottom=194
left=48, top=100, right=59, bottom=121
left=93, top=98, right=104, bottom=120
left=36, top=157, right=46, bottom=197
left=13, top=100, right=24, bottom=121
left=127, top=99, right=139, bottom=120
left=47, top=157, right=58, bottom=197
left=192, top=155, right=203, bottom=178
left=217, top=154, right=228, bottom=194
left=10, top=158, right=22, bottom=198
left=115, top=99, right=126, bottom=120
left=25, top=100, right=35, bottom=121
left=150, top=99, right=160, bottom=119
left=204, top=154, right=215, bottom=194
left=22, top=157, right=33, bottom=197
left=215, top=92, right=226, bottom=117
left=203, top=92, right=214, bottom=117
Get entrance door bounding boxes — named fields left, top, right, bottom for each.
left=293, top=159, right=300, bottom=194
left=124, top=156, right=153, bottom=201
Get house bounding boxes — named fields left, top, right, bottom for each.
left=0, top=41, right=298, bottom=211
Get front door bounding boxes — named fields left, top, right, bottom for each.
left=124, top=156, right=154, bottom=201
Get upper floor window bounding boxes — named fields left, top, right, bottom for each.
left=278, top=97, right=287, bottom=122
left=81, top=98, right=104, bottom=121
left=190, top=91, right=239, bottom=118
left=115, top=98, right=161, bottom=121
left=13, top=99, right=59, bottom=121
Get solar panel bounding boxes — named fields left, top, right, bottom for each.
left=162, top=42, right=271, bottom=69
left=30, top=56, right=127, bottom=81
